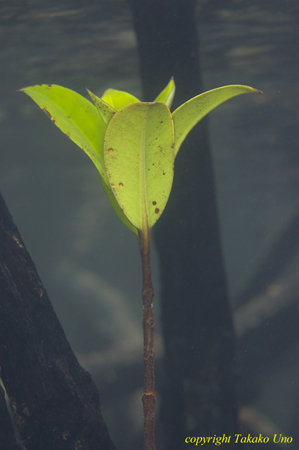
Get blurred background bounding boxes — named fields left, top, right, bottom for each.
left=0, top=0, right=298, bottom=448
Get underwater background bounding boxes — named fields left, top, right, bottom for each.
left=0, top=0, right=298, bottom=449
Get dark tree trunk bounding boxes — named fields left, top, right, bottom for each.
left=128, top=1, right=238, bottom=448
left=0, top=191, right=116, bottom=450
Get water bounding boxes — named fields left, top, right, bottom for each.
left=0, top=1, right=298, bottom=449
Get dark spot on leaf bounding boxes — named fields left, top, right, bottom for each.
left=155, top=208, right=160, bottom=214
left=42, top=108, right=52, bottom=119
left=160, top=121, right=163, bottom=123
left=152, top=201, right=157, bottom=205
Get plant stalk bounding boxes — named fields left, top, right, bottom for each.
left=139, top=228, right=155, bottom=450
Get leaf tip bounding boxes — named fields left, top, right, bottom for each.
left=86, top=88, right=95, bottom=103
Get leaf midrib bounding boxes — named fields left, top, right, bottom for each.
left=140, top=107, right=149, bottom=234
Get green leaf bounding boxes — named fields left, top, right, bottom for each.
left=104, top=102, right=175, bottom=231
left=101, top=88, right=140, bottom=110
left=87, top=89, right=116, bottom=126
left=172, top=84, right=261, bottom=156
left=21, top=81, right=259, bottom=236
left=21, top=84, right=108, bottom=181
left=154, top=77, right=176, bottom=109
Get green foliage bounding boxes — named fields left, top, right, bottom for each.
left=21, top=84, right=107, bottom=180
left=21, top=80, right=259, bottom=235
left=172, top=84, right=258, bottom=156
left=104, top=102, right=174, bottom=231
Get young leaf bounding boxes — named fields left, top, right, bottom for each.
left=21, top=84, right=108, bottom=180
left=172, top=84, right=261, bottom=156
left=154, top=77, right=176, bottom=109
left=101, top=89, right=140, bottom=110
left=104, top=102, right=175, bottom=231
left=87, top=89, right=116, bottom=126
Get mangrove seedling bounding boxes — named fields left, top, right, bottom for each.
left=21, top=79, right=260, bottom=450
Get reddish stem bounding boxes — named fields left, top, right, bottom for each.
left=139, top=228, right=155, bottom=450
